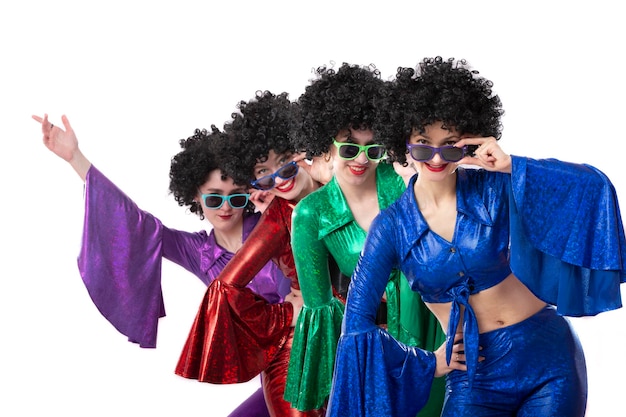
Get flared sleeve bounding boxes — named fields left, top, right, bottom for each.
left=175, top=198, right=296, bottom=383
left=78, top=165, right=165, bottom=348
left=509, top=156, right=626, bottom=316
left=327, top=210, right=436, bottom=417
left=285, top=194, right=345, bottom=411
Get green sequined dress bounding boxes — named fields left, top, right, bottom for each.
left=285, top=163, right=446, bottom=415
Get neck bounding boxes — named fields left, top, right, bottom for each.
left=213, top=221, right=244, bottom=254
left=293, top=178, right=321, bottom=202
left=413, top=172, right=456, bottom=209
left=336, top=171, right=378, bottom=202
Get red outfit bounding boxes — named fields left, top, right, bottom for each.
left=176, top=198, right=324, bottom=416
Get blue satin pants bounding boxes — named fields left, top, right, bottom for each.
left=443, top=306, right=587, bottom=417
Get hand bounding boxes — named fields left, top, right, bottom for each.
left=33, top=114, right=78, bottom=162
left=32, top=114, right=91, bottom=180
left=284, top=288, right=304, bottom=327
left=292, top=152, right=334, bottom=185
left=249, top=189, right=275, bottom=213
left=455, top=136, right=512, bottom=173
left=433, top=332, right=483, bottom=377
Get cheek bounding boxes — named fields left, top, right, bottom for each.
left=332, top=156, right=346, bottom=170
left=294, top=169, right=309, bottom=185
left=202, top=208, right=215, bottom=221
left=231, top=209, right=246, bottom=220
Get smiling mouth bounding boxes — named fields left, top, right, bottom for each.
left=425, top=162, right=447, bottom=172
left=349, top=165, right=367, bottom=176
left=276, top=177, right=296, bottom=193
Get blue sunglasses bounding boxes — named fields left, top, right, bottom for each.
left=250, top=161, right=299, bottom=190
left=201, top=193, right=250, bottom=209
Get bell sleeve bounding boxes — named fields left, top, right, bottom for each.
left=77, top=165, right=165, bottom=348
left=175, top=198, right=295, bottom=383
left=327, top=210, right=436, bottom=417
left=509, top=156, right=626, bottom=316
left=285, top=198, right=345, bottom=411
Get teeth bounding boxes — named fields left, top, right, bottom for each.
left=277, top=179, right=293, bottom=191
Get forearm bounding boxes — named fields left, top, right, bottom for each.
left=218, top=204, right=291, bottom=287
left=70, top=148, right=92, bottom=182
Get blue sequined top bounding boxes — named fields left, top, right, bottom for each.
left=327, top=156, right=626, bottom=417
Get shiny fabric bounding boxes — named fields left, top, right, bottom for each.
left=443, top=306, right=586, bottom=416
left=176, top=197, right=326, bottom=416
left=175, top=279, right=293, bottom=382
left=286, top=163, right=445, bottom=414
left=78, top=165, right=290, bottom=348
left=176, top=198, right=297, bottom=381
left=327, top=157, right=625, bottom=417
left=262, top=329, right=325, bottom=417
left=78, top=165, right=292, bottom=416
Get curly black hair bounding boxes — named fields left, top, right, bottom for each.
left=220, top=90, right=301, bottom=185
left=379, top=57, right=505, bottom=164
left=168, top=126, right=254, bottom=220
left=293, top=62, right=388, bottom=157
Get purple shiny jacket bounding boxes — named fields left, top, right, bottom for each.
left=77, top=165, right=291, bottom=348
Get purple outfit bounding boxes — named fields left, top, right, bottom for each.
left=76, top=165, right=291, bottom=416
left=78, top=165, right=291, bottom=348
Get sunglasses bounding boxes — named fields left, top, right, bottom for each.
left=201, top=193, right=250, bottom=209
left=406, top=143, right=471, bottom=163
left=333, top=140, right=387, bottom=162
left=250, top=161, right=299, bottom=190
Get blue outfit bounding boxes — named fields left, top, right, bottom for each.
left=444, top=305, right=586, bottom=416
left=327, top=157, right=626, bottom=417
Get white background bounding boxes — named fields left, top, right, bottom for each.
left=1, top=1, right=625, bottom=416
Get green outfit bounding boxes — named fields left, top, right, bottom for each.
left=285, top=163, right=445, bottom=415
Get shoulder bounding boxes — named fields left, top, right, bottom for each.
left=458, top=166, right=509, bottom=191
left=295, top=179, right=337, bottom=215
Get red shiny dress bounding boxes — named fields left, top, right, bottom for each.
left=176, top=198, right=324, bottom=417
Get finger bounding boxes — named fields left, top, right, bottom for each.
left=455, top=137, right=484, bottom=148
left=295, top=159, right=313, bottom=170
left=291, top=152, right=307, bottom=162
left=452, top=332, right=464, bottom=343
left=32, top=115, right=44, bottom=124
left=41, top=114, right=53, bottom=135
left=61, top=114, right=72, bottom=132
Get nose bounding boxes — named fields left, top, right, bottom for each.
left=431, top=150, right=445, bottom=164
left=219, top=202, right=233, bottom=212
left=274, top=176, right=286, bottom=186
left=354, top=149, right=369, bottom=164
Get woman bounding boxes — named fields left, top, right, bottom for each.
left=33, top=114, right=293, bottom=417
left=327, top=57, right=626, bottom=417
left=284, top=63, right=445, bottom=416
left=175, top=91, right=327, bottom=416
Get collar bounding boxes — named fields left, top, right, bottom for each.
left=398, top=167, right=494, bottom=260
left=202, top=212, right=260, bottom=267
left=317, top=163, right=403, bottom=239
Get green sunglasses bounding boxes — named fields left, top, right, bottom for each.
left=333, top=140, right=387, bottom=162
